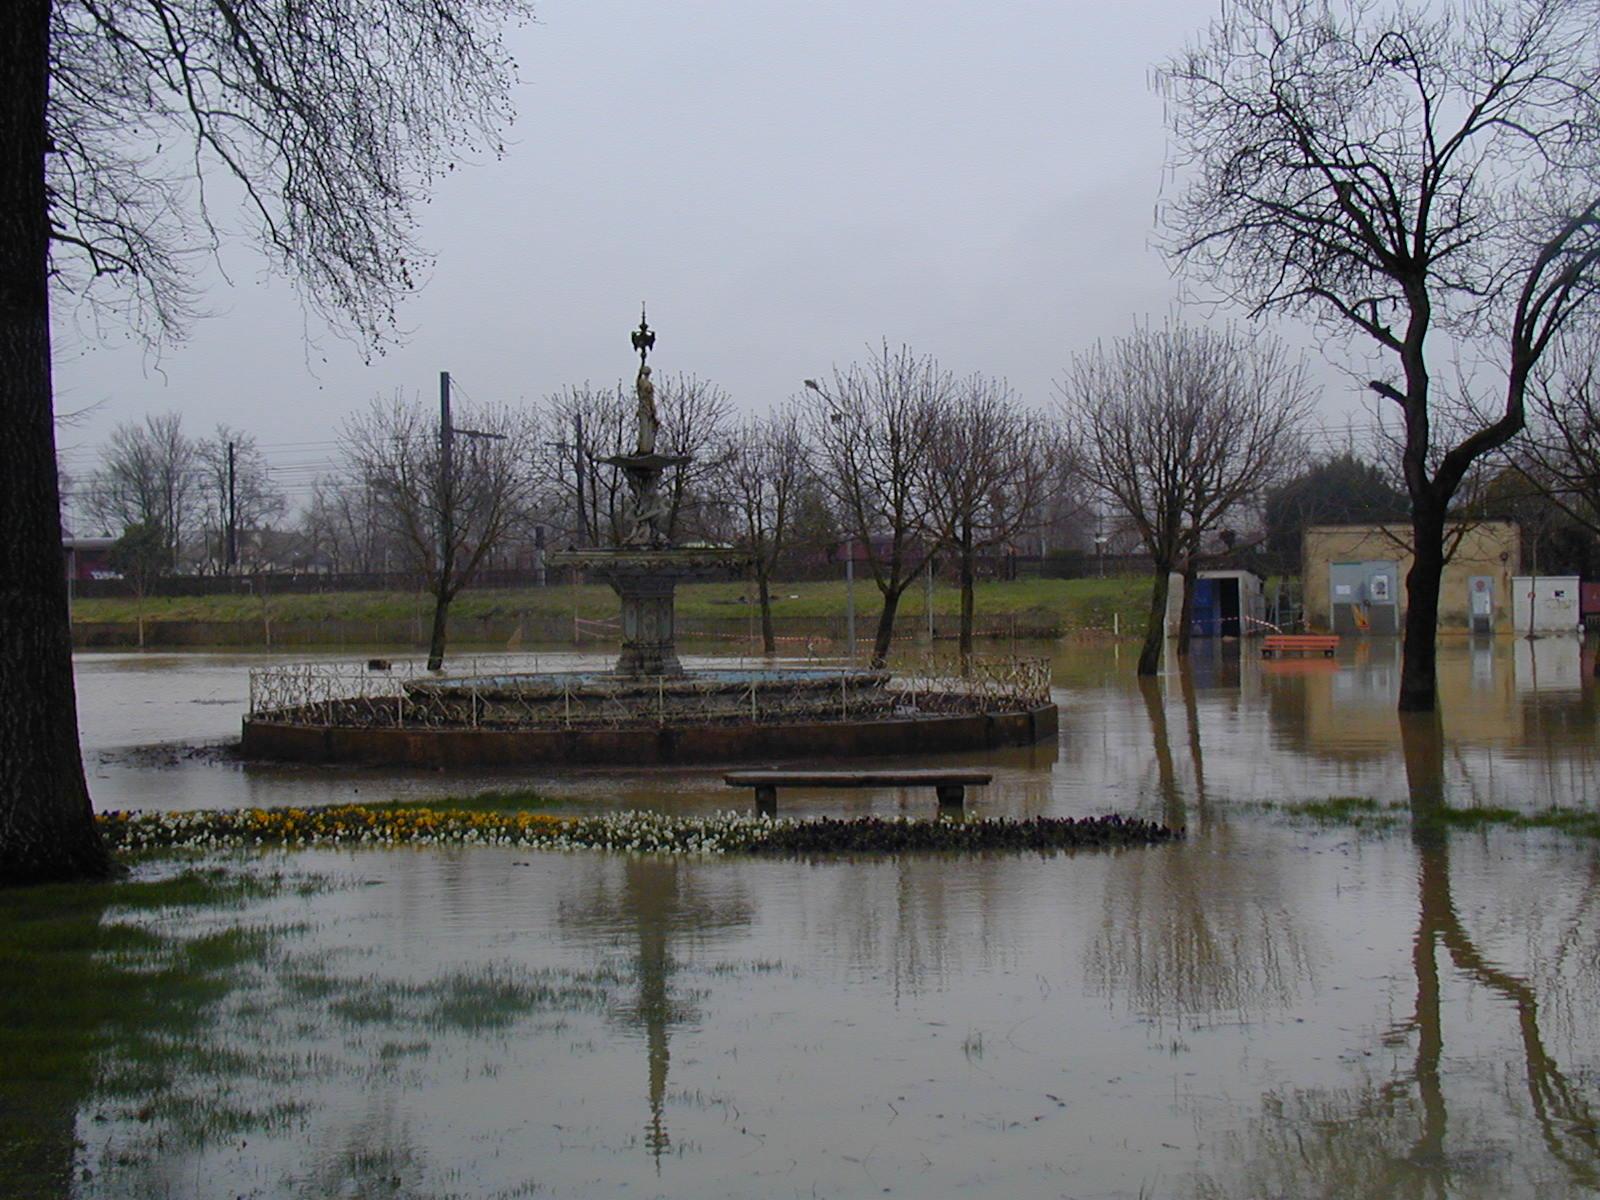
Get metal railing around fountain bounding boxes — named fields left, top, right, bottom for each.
left=246, top=654, right=1052, bottom=731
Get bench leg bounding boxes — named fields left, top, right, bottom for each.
left=755, top=785, right=778, bottom=817
left=935, top=784, right=965, bottom=813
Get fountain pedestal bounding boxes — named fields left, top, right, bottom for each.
left=548, top=547, right=742, bottom=677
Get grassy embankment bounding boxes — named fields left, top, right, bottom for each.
left=71, top=575, right=1155, bottom=649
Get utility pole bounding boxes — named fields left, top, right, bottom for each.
left=225, top=440, right=238, bottom=572
left=574, top=413, right=586, bottom=544
left=438, top=370, right=454, bottom=577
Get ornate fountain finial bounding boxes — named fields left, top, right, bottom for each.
left=630, top=303, right=656, bottom=366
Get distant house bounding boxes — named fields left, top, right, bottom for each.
left=63, top=536, right=118, bottom=583
left=1301, top=522, right=1520, bottom=634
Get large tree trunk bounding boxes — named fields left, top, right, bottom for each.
left=0, top=0, right=117, bottom=884
left=1137, top=566, right=1171, bottom=677
left=426, top=585, right=453, bottom=671
left=870, top=588, right=903, bottom=670
left=756, top=571, right=775, bottom=655
left=1398, top=503, right=1447, bottom=712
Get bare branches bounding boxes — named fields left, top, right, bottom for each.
left=717, top=405, right=809, bottom=652
left=47, top=0, right=533, bottom=342
left=341, top=391, right=537, bottom=665
left=924, top=375, right=1060, bottom=656
left=654, top=372, right=735, bottom=544
left=82, top=410, right=198, bottom=565
left=1059, top=320, right=1313, bottom=673
left=805, top=343, right=949, bottom=667
left=1516, top=327, right=1600, bottom=535
left=1159, top=0, right=1600, bottom=708
left=193, top=425, right=285, bottom=573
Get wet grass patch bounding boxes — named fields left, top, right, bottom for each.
left=287, top=964, right=619, bottom=1033
left=0, top=865, right=328, bottom=1198
left=1278, top=796, right=1407, bottom=829
left=1421, top=805, right=1600, bottom=838
left=1278, top=797, right=1600, bottom=838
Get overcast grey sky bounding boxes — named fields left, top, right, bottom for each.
left=52, top=0, right=1376, bottom=513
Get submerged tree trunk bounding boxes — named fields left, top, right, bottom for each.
left=1176, top=559, right=1198, bottom=657
left=0, top=0, right=117, bottom=884
left=426, top=586, right=453, bottom=671
left=1399, top=505, right=1447, bottom=712
left=757, top=571, right=775, bottom=655
left=1137, top=565, right=1172, bottom=677
left=870, top=588, right=904, bottom=670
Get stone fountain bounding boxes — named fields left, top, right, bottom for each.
left=240, top=311, right=1057, bottom=767
left=546, top=308, right=743, bottom=676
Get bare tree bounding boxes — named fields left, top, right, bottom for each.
left=301, top=475, right=389, bottom=576
left=83, top=412, right=197, bottom=569
left=1060, top=321, right=1314, bottom=676
left=924, top=376, right=1059, bottom=659
left=1158, top=0, right=1600, bottom=710
left=806, top=344, right=948, bottom=668
left=539, top=374, right=734, bottom=550
left=2, top=0, right=534, bottom=882
left=1518, top=332, right=1600, bottom=537
left=719, top=406, right=809, bottom=653
left=654, top=373, right=736, bottom=544
left=194, top=426, right=286, bottom=574
left=539, top=384, right=631, bottom=546
left=343, top=394, right=537, bottom=670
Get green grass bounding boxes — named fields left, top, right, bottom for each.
left=1424, top=806, right=1600, bottom=838
left=72, top=575, right=1155, bottom=641
left=1279, top=797, right=1600, bottom=838
left=0, top=866, right=324, bottom=1198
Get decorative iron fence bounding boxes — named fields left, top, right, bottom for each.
left=246, top=654, right=1052, bottom=731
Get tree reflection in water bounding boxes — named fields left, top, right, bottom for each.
left=1088, top=671, right=1314, bottom=1023
left=1189, top=715, right=1600, bottom=1198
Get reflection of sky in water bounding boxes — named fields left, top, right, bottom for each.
left=58, top=638, right=1600, bottom=1197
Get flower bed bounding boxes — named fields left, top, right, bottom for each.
left=97, top=806, right=1182, bottom=856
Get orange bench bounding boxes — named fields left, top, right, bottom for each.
left=1261, top=634, right=1340, bottom=658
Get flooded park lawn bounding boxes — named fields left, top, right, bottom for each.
left=7, top=638, right=1598, bottom=1197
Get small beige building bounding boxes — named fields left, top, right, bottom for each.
left=1301, top=522, right=1520, bottom=635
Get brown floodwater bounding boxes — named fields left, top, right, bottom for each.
left=54, top=637, right=1600, bottom=1197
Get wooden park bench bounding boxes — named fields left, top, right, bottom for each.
left=1260, top=633, right=1340, bottom=658
left=724, top=769, right=993, bottom=816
